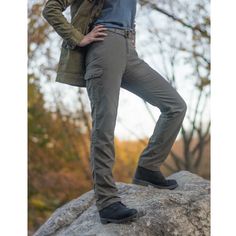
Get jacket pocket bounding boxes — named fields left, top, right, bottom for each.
left=57, top=44, right=85, bottom=75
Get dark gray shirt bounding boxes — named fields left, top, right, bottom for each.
left=93, top=0, right=137, bottom=31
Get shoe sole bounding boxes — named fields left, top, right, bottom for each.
left=100, top=211, right=138, bottom=224
left=132, top=178, right=178, bottom=190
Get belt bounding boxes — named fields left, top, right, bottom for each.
left=106, top=28, right=135, bottom=39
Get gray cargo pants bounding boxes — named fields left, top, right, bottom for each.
left=84, top=28, right=187, bottom=211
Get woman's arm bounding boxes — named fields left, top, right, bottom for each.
left=42, top=0, right=85, bottom=48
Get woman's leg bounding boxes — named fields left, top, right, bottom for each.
left=85, top=31, right=127, bottom=211
left=121, top=47, right=187, bottom=171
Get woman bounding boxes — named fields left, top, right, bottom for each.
left=43, top=0, right=187, bottom=224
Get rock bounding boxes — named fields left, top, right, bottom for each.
left=33, top=171, right=210, bottom=236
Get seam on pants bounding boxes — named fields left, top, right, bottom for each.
left=122, top=40, right=129, bottom=76
left=126, top=38, right=129, bottom=54
left=87, top=76, right=104, bottom=199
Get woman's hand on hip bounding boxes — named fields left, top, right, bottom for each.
left=78, top=25, right=108, bottom=47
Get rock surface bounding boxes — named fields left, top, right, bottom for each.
left=34, top=171, right=210, bottom=236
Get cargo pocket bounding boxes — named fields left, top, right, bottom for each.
left=85, top=67, right=103, bottom=93
left=85, top=67, right=104, bottom=116
left=84, top=67, right=104, bottom=81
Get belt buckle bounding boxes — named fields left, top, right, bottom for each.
left=124, top=30, right=129, bottom=38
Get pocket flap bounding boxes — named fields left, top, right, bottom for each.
left=84, top=67, right=103, bottom=80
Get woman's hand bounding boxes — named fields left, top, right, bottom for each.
left=78, top=25, right=108, bottom=47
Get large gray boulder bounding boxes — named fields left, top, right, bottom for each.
left=34, top=171, right=210, bottom=236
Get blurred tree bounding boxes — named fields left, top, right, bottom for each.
left=28, top=73, right=94, bottom=231
left=28, top=2, right=93, bottom=232
left=138, top=0, right=210, bottom=174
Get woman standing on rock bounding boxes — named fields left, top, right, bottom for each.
left=42, top=0, right=187, bottom=224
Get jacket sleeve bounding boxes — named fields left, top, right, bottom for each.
left=42, top=0, right=85, bottom=48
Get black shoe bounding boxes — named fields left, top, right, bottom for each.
left=132, top=166, right=178, bottom=190
left=99, top=201, right=138, bottom=224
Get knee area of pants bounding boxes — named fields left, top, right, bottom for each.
left=170, top=99, right=187, bottom=116
left=179, top=99, right=187, bottom=114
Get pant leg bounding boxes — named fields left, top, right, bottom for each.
left=85, top=30, right=127, bottom=211
left=121, top=40, right=187, bottom=171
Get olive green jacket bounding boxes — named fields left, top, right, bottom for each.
left=42, top=0, right=136, bottom=87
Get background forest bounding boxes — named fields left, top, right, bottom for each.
left=28, top=0, right=210, bottom=235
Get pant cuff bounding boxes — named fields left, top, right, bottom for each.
left=97, top=197, right=122, bottom=211
left=138, top=163, right=161, bottom=171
